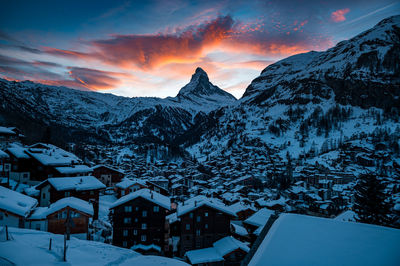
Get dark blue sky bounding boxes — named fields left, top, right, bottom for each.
left=0, top=0, right=399, bottom=97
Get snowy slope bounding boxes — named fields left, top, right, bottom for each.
left=0, top=67, right=235, bottom=143
left=0, top=227, right=188, bottom=265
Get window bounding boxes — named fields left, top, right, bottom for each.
left=133, top=229, right=138, bottom=235
left=142, top=210, right=147, bottom=217
left=135, top=207, right=139, bottom=211
left=65, top=191, right=70, bottom=197
left=0, top=213, right=3, bottom=220
left=121, top=191, right=125, bottom=196
left=134, top=218, right=138, bottom=222
left=205, top=224, right=208, bottom=229
left=197, top=216, right=201, bottom=222
left=153, top=206, right=159, bottom=212
left=123, top=230, right=128, bottom=236
left=36, top=224, right=41, bottom=230
left=141, top=223, right=147, bottom=229
left=189, top=213, right=193, bottom=218
left=141, top=235, right=146, bottom=242
left=186, top=224, right=190, bottom=230
left=124, top=218, right=131, bottom=224
left=90, top=191, right=94, bottom=195
left=23, top=173, right=28, bottom=178
left=124, top=206, right=132, bottom=212
left=205, top=212, right=208, bottom=217
left=122, top=241, right=127, bottom=247
left=42, top=193, right=46, bottom=199
left=196, top=229, right=201, bottom=236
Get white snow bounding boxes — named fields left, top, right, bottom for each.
left=55, top=165, right=93, bottom=175
left=45, top=176, right=106, bottom=191
left=110, top=188, right=171, bottom=210
left=244, top=208, right=275, bottom=228
left=177, top=195, right=236, bottom=217
left=0, top=186, right=37, bottom=217
left=0, top=227, right=188, bottom=265
left=249, top=213, right=400, bottom=266
left=185, top=247, right=224, bottom=264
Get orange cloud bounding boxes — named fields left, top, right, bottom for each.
left=331, top=8, right=350, bottom=22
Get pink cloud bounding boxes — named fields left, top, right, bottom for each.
left=331, top=8, right=350, bottom=22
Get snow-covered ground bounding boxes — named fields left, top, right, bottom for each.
left=0, top=227, right=188, bottom=265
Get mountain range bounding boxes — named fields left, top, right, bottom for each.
left=0, top=15, right=399, bottom=162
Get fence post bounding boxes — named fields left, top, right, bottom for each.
left=63, top=233, right=67, bottom=262
left=49, top=238, right=52, bottom=250
left=5, top=225, right=9, bottom=241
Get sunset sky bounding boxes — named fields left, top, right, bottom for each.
left=0, top=0, right=399, bottom=98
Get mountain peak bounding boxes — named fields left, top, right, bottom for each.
left=177, top=68, right=236, bottom=101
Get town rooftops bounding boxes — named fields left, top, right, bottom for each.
left=0, top=186, right=37, bottom=217
left=0, top=126, right=17, bottom=135
left=38, top=176, right=106, bottom=191
left=6, top=145, right=30, bottom=159
left=55, top=165, right=93, bottom=175
left=115, top=178, right=146, bottom=189
left=248, top=213, right=400, bottom=266
left=0, top=149, right=9, bottom=158
left=185, top=236, right=249, bottom=264
left=110, top=188, right=171, bottom=210
left=25, top=143, right=82, bottom=166
left=244, top=208, right=275, bottom=228
left=177, top=195, right=236, bottom=217
left=92, top=164, right=125, bottom=174
left=29, top=197, right=94, bottom=219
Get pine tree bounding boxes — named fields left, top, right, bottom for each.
left=354, top=173, right=392, bottom=226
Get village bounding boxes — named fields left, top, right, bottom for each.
left=1, top=125, right=399, bottom=265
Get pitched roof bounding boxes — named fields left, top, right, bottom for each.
left=110, top=188, right=171, bottom=210
left=55, top=165, right=93, bottom=175
left=39, top=176, right=106, bottom=191
left=248, top=214, right=400, bottom=266
left=0, top=186, right=37, bottom=217
left=177, top=195, right=236, bottom=217
left=29, top=197, right=94, bottom=219
left=244, top=208, right=275, bottom=228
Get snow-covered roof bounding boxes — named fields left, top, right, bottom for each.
left=185, top=236, right=249, bottom=264
left=248, top=213, right=400, bottom=266
left=115, top=178, right=146, bottom=189
left=0, top=186, right=37, bottom=217
left=29, top=197, right=94, bottom=219
left=110, top=188, right=171, bottom=210
left=231, top=222, right=249, bottom=236
left=44, top=176, right=106, bottom=191
left=55, top=165, right=93, bottom=175
left=0, top=149, right=9, bottom=158
left=25, top=144, right=82, bottom=166
left=334, top=210, right=356, bottom=222
left=131, top=244, right=161, bottom=252
left=92, top=164, right=125, bottom=174
left=0, top=126, right=16, bottom=135
left=6, top=146, right=30, bottom=159
left=229, top=202, right=255, bottom=214
left=244, top=208, right=275, bottom=228
left=48, top=197, right=93, bottom=216
left=177, top=195, right=236, bottom=217
left=213, top=236, right=249, bottom=256
left=185, top=247, right=224, bottom=264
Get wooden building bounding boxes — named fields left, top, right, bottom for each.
left=92, top=165, right=125, bottom=187
left=177, top=196, right=236, bottom=256
left=0, top=186, right=37, bottom=228
left=110, top=189, right=171, bottom=254
left=36, top=176, right=105, bottom=219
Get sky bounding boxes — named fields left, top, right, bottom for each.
left=0, top=0, right=399, bottom=99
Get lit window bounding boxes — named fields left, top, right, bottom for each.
left=124, top=218, right=131, bottom=224
left=124, top=206, right=132, bottom=212
left=205, top=212, right=208, bottom=217
left=142, top=210, right=147, bottom=217
left=123, top=230, right=128, bottom=236
left=153, top=206, right=159, bottom=212
left=141, top=235, right=146, bottom=242
left=142, top=223, right=147, bottom=229
left=186, top=224, right=190, bottom=230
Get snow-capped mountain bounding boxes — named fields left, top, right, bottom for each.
left=185, top=15, right=400, bottom=172
left=0, top=67, right=236, bottom=144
